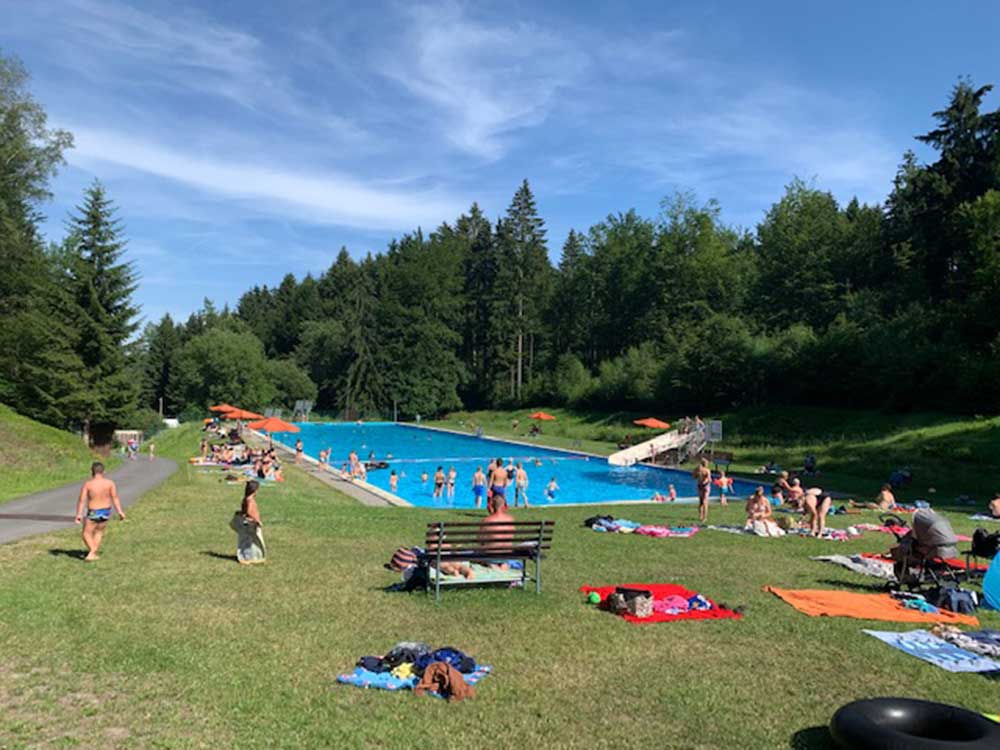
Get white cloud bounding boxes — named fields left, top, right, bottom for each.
left=67, top=127, right=465, bottom=230
left=380, top=4, right=587, bottom=160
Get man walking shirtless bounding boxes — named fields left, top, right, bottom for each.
left=74, top=462, right=126, bottom=561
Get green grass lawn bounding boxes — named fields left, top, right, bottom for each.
left=430, top=406, right=1000, bottom=510
left=1, top=421, right=998, bottom=749
left=0, top=403, right=121, bottom=504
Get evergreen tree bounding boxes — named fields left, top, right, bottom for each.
left=457, top=203, right=495, bottom=405
left=138, top=313, right=181, bottom=414
left=496, top=180, right=553, bottom=401
left=65, top=181, right=139, bottom=442
left=0, top=52, right=81, bottom=427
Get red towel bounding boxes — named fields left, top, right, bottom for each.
left=579, top=583, right=742, bottom=624
left=860, top=552, right=987, bottom=572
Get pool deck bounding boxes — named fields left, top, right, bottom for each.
left=248, top=430, right=408, bottom=508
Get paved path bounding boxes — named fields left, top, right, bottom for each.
left=0, top=457, right=178, bottom=545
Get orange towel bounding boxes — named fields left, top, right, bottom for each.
left=764, top=586, right=979, bottom=626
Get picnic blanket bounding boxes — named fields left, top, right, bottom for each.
left=579, top=583, right=742, bottom=624
left=764, top=586, right=980, bottom=626
left=970, top=514, right=1000, bottom=522
left=859, top=552, right=988, bottom=573
left=633, top=525, right=699, bottom=538
left=709, top=524, right=853, bottom=541
left=863, top=630, right=1000, bottom=673
left=811, top=554, right=896, bottom=580
left=337, top=664, right=492, bottom=695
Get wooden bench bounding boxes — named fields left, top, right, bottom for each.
left=422, top=520, right=555, bottom=602
left=710, top=451, right=734, bottom=472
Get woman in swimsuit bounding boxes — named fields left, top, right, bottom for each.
left=693, top=459, right=712, bottom=523
left=433, top=466, right=445, bottom=498
left=447, top=466, right=457, bottom=499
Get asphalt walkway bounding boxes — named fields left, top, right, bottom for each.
left=0, top=457, right=178, bottom=545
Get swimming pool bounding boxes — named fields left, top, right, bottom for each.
left=289, top=422, right=761, bottom=509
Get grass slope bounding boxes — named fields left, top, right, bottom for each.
left=0, top=403, right=120, bottom=504
left=0, top=422, right=997, bottom=749
left=430, top=406, right=1000, bottom=509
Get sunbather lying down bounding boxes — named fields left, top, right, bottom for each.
left=387, top=546, right=475, bottom=579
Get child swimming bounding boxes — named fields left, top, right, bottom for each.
left=389, top=470, right=398, bottom=493
left=544, top=477, right=559, bottom=501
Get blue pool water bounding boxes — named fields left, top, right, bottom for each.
left=288, top=422, right=761, bottom=508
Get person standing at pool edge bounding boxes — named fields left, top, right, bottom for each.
left=295, top=438, right=304, bottom=465
left=472, top=466, right=486, bottom=508
left=693, top=458, right=711, bottom=523
left=489, top=457, right=509, bottom=502
left=515, top=462, right=529, bottom=507
left=75, top=462, right=126, bottom=562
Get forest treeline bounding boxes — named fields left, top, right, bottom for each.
left=3, top=48, right=1000, bottom=440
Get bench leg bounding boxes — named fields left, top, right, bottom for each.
left=535, top=554, right=541, bottom=594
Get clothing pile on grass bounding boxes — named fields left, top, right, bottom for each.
left=337, top=642, right=490, bottom=702
left=584, top=515, right=699, bottom=538
left=580, top=583, right=743, bottom=624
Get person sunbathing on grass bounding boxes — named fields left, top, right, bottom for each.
left=784, top=477, right=805, bottom=509
left=989, top=493, right=1000, bottom=519
left=745, top=487, right=772, bottom=523
left=849, top=484, right=896, bottom=511
left=74, top=462, right=126, bottom=562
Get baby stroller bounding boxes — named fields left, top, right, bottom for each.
left=885, top=510, right=961, bottom=590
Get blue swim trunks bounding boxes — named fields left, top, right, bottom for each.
left=474, top=485, right=486, bottom=498
left=87, top=508, right=111, bottom=523
left=490, top=485, right=506, bottom=498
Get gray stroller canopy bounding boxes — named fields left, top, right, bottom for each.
left=911, top=509, right=959, bottom=559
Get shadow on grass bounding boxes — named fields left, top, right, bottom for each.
left=816, top=578, right=889, bottom=592
left=790, top=726, right=835, bottom=749
left=48, top=548, right=87, bottom=560
left=201, top=550, right=238, bottom=562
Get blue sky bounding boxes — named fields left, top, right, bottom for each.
left=2, top=0, right=998, bottom=325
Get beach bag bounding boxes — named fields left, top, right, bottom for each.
left=972, top=528, right=1000, bottom=559
left=627, top=594, right=653, bottom=618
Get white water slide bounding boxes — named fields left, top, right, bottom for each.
left=607, top=428, right=707, bottom=467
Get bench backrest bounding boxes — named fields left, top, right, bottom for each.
left=424, top=521, right=555, bottom=560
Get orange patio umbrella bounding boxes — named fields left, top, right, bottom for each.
left=247, top=417, right=300, bottom=434
left=633, top=417, right=671, bottom=430
left=221, top=407, right=265, bottom=421
left=528, top=411, right=556, bottom=421
left=209, top=403, right=236, bottom=412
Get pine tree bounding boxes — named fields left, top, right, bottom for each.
left=500, top=180, right=553, bottom=400
left=0, top=53, right=81, bottom=427
left=457, top=203, right=495, bottom=405
left=65, top=181, right=140, bottom=443
left=340, top=259, right=384, bottom=418
left=139, top=313, right=181, bottom=414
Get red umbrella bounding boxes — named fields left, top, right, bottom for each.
left=221, top=408, right=265, bottom=421
left=247, top=417, right=300, bottom=434
left=528, top=411, right=556, bottom=421
left=633, top=417, right=671, bottom=430
left=209, top=403, right=236, bottom=412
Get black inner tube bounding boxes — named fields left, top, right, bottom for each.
left=831, top=698, right=1000, bottom=749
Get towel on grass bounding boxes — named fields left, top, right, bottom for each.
left=863, top=630, right=1000, bottom=673
left=633, top=525, right=699, bottom=538
left=970, top=514, right=1000, bottom=522
left=337, top=664, right=492, bottom=696
left=579, top=583, right=742, bottom=624
left=859, top=552, right=988, bottom=573
left=811, top=554, right=896, bottom=580
left=764, top=586, right=979, bottom=626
